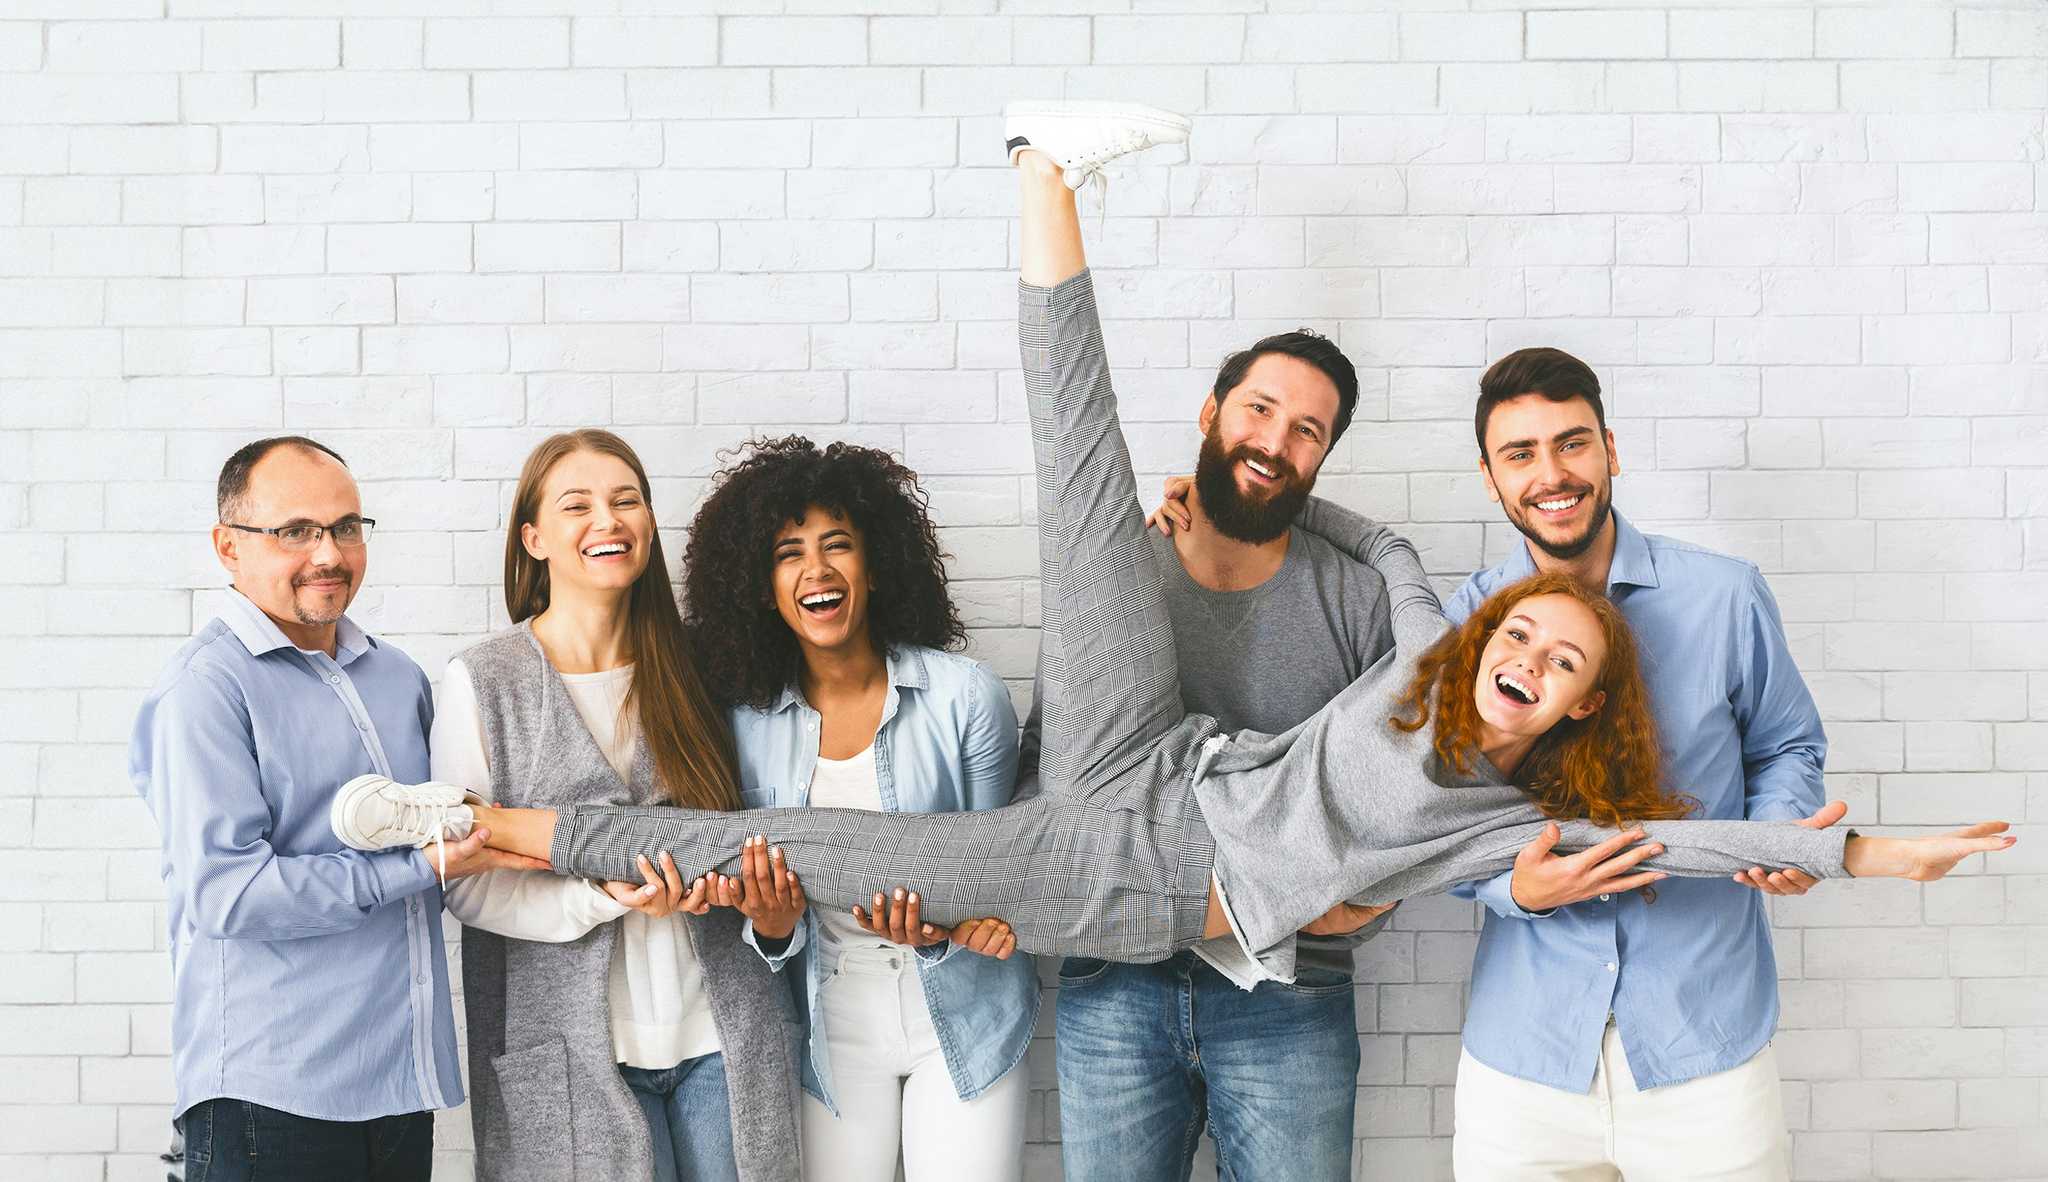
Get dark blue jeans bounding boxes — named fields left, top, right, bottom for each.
left=176, top=1098, right=431, bottom=1182
left=619, top=1051, right=740, bottom=1182
left=1056, top=952, right=1360, bottom=1182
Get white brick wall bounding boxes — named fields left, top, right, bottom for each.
left=0, top=2, right=2041, bottom=1179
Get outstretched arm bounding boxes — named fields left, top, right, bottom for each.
left=1294, top=496, right=1446, bottom=652
left=1221, top=796, right=2015, bottom=963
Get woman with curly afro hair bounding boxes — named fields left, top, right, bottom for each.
left=678, top=436, right=1039, bottom=1182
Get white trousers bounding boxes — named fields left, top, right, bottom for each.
left=1453, top=1023, right=1790, bottom=1182
left=799, top=946, right=1029, bottom=1182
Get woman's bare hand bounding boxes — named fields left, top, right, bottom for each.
left=1845, top=823, right=2015, bottom=881
left=599, top=851, right=712, bottom=919
left=1146, top=475, right=1195, bottom=536
left=709, top=835, right=806, bottom=939
left=850, top=889, right=1019, bottom=959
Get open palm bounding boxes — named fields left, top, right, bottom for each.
left=1901, top=822, right=2014, bottom=881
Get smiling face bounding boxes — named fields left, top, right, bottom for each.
left=1472, top=592, right=1610, bottom=752
left=770, top=505, right=873, bottom=659
left=520, top=449, right=653, bottom=598
left=1479, top=393, right=1620, bottom=562
left=214, top=444, right=367, bottom=645
left=1192, top=353, right=1339, bottom=544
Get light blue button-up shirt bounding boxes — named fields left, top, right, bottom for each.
left=1446, top=511, right=1827, bottom=1092
left=130, top=588, right=465, bottom=1121
left=733, top=646, right=1039, bottom=1115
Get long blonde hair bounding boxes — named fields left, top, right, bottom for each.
left=504, top=430, right=740, bottom=811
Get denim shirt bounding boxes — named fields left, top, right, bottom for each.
left=734, top=646, right=1039, bottom=1113
left=1446, top=511, right=1827, bottom=1092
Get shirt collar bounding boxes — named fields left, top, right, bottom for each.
left=220, top=586, right=375, bottom=664
left=770, top=646, right=927, bottom=713
left=1603, top=511, right=1659, bottom=592
left=1502, top=509, right=1659, bottom=594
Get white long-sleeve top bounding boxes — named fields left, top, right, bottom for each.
left=434, top=657, right=720, bottom=1070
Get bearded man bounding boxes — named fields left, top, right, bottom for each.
left=1025, top=321, right=1399, bottom=1179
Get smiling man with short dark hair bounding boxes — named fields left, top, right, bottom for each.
left=1446, top=349, right=1833, bottom=1181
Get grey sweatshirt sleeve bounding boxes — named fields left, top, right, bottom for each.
left=1338, top=815, right=1851, bottom=918
left=1294, top=496, right=1446, bottom=653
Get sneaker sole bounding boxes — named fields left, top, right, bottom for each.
left=1002, top=101, right=1192, bottom=135
left=331, top=771, right=400, bottom=850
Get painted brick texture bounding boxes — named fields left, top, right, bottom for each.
left=0, top=3, right=2042, bottom=1180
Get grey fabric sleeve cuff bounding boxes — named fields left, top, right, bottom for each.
left=548, top=803, right=581, bottom=878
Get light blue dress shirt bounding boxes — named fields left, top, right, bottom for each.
left=1446, top=511, right=1827, bottom=1092
left=129, top=588, right=465, bottom=1121
left=733, top=645, right=1040, bottom=1116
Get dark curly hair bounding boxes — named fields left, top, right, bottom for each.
left=682, top=435, right=966, bottom=710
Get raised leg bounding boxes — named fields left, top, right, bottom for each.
left=1015, top=151, right=1202, bottom=810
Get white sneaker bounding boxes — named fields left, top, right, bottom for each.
left=1003, top=100, right=1191, bottom=189
left=331, top=773, right=480, bottom=880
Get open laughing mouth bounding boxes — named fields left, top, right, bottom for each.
left=1240, top=452, right=1296, bottom=491
left=582, top=540, right=632, bottom=562
left=1494, top=672, right=1539, bottom=708
left=798, top=590, right=846, bottom=619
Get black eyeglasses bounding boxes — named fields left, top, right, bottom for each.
left=225, top=517, right=376, bottom=552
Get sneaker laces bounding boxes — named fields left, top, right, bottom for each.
left=1061, top=129, right=1150, bottom=186
left=1079, top=169, right=1112, bottom=234
left=1063, top=130, right=1147, bottom=231
left=386, top=792, right=464, bottom=885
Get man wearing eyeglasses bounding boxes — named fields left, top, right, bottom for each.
left=130, top=436, right=543, bottom=1182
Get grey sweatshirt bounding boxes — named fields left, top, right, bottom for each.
left=1194, top=506, right=1853, bottom=981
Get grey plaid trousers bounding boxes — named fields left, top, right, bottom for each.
left=551, top=272, right=1220, bottom=963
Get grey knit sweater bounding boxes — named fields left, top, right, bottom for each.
left=459, top=625, right=802, bottom=1182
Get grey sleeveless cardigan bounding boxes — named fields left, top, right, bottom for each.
left=458, top=625, right=803, bottom=1182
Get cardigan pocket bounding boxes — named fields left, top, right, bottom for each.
left=489, top=1035, right=574, bottom=1160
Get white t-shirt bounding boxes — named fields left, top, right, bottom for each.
left=435, top=657, right=720, bottom=1070
left=804, top=745, right=897, bottom=957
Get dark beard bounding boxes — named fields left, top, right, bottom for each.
left=1192, top=429, right=1313, bottom=545
left=1509, top=481, right=1614, bottom=560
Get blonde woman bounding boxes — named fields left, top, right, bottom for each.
left=432, top=430, right=800, bottom=1182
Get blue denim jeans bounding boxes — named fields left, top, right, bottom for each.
left=177, top=1098, right=431, bottom=1182
left=619, top=1052, right=741, bottom=1182
left=1056, top=952, right=1360, bottom=1182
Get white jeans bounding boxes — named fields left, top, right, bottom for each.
left=799, top=945, right=1028, bottom=1182
left=1453, top=1022, right=1790, bottom=1182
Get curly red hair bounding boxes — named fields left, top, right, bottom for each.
left=1391, top=573, right=1692, bottom=828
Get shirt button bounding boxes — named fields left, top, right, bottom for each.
left=1605, top=961, right=1618, bottom=973
left=1599, top=893, right=1612, bottom=902
left=416, top=972, right=428, bottom=984
left=328, top=674, right=341, bottom=685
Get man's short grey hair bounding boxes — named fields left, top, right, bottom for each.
left=216, top=436, right=349, bottom=524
